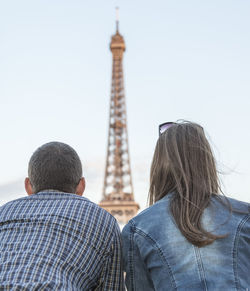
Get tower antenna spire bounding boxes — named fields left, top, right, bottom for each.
left=116, top=6, right=119, bottom=32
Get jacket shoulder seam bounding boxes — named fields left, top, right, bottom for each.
left=130, top=221, right=177, bottom=290
left=232, top=213, right=250, bottom=290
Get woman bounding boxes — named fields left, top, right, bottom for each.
left=122, top=121, right=250, bottom=290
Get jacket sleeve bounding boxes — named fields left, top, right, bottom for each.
left=235, top=213, right=250, bottom=289
left=121, top=222, right=155, bottom=291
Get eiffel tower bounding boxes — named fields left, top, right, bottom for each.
left=99, top=10, right=140, bottom=226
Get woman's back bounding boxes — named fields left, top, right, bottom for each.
left=122, top=194, right=250, bottom=290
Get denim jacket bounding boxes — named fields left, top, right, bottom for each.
left=122, top=194, right=250, bottom=290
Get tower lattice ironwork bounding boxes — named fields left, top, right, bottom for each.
left=99, top=12, right=139, bottom=225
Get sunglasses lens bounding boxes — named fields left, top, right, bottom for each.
left=159, top=123, right=174, bottom=135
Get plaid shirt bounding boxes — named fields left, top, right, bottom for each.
left=0, top=192, right=124, bottom=290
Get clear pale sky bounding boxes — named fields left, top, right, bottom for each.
left=0, top=0, right=249, bottom=207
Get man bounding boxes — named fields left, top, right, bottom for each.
left=0, top=142, right=124, bottom=290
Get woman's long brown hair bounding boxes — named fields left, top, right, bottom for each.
left=148, top=121, right=227, bottom=247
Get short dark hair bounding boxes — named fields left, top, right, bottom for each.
left=28, top=142, right=82, bottom=193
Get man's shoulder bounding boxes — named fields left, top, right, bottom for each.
left=0, top=192, right=117, bottom=227
left=0, top=192, right=91, bottom=208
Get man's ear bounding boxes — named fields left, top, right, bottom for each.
left=76, top=177, right=85, bottom=196
left=25, top=177, right=34, bottom=196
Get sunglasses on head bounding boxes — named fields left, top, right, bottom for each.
left=159, top=121, right=204, bottom=136
left=158, top=122, right=176, bottom=136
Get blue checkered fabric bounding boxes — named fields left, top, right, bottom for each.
left=0, top=192, right=124, bottom=290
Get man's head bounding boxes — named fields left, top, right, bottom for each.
left=25, top=142, right=85, bottom=196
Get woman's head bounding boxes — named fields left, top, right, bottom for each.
left=149, top=121, right=219, bottom=204
left=149, top=121, right=224, bottom=247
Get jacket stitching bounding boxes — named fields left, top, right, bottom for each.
left=130, top=221, right=177, bottom=290
left=232, top=214, right=250, bottom=290
left=193, top=246, right=208, bottom=291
